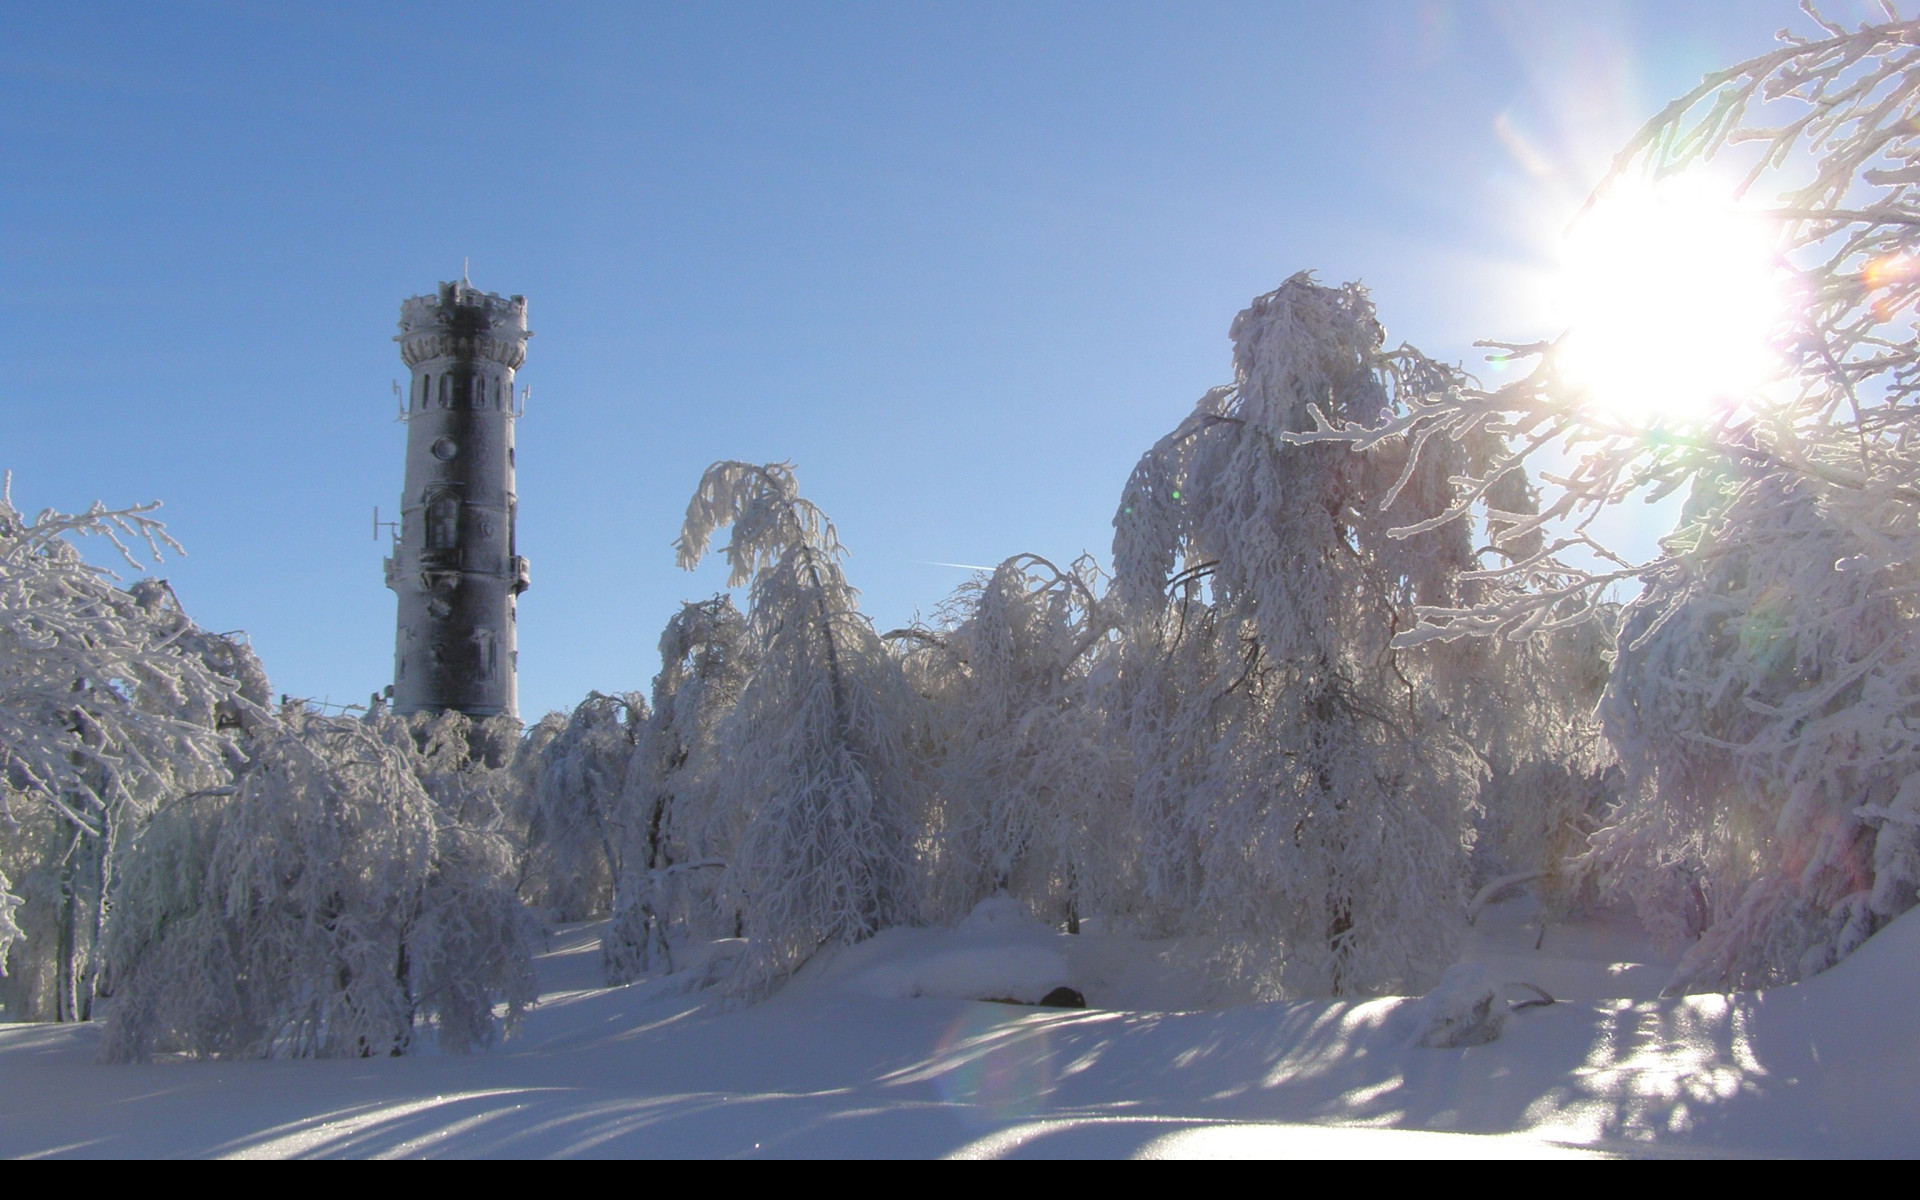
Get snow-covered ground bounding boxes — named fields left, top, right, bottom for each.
left=1, top=897, right=1914, bottom=1158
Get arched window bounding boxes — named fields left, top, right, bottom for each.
left=439, top=374, right=451, bottom=408
left=426, top=490, right=461, bottom=550
left=416, top=375, right=428, bottom=409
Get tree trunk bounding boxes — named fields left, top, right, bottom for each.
left=1066, top=863, right=1081, bottom=934
left=51, top=815, right=92, bottom=1022
left=800, top=545, right=851, bottom=737
left=392, top=935, right=413, bottom=1057
left=54, top=859, right=76, bottom=1023
left=642, top=790, right=673, bottom=973
left=77, top=817, right=115, bottom=1021
left=1327, top=900, right=1353, bottom=996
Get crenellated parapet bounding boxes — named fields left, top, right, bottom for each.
left=396, top=282, right=531, bottom=370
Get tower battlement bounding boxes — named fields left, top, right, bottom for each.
left=396, top=282, right=531, bottom=370
left=385, top=279, right=529, bottom=721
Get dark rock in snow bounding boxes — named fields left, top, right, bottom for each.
left=982, top=986, right=1087, bottom=1009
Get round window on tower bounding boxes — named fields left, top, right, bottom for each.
left=431, top=437, right=458, bottom=461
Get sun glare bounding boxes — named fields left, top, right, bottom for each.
left=1554, top=178, right=1785, bottom=426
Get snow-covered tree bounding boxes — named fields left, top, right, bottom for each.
left=1598, top=470, right=1920, bottom=988
left=1299, top=13, right=1920, bottom=989
left=0, top=478, right=257, bottom=1020
left=0, top=871, right=21, bottom=983
left=897, top=554, right=1125, bottom=929
left=1109, top=276, right=1491, bottom=998
left=675, top=462, right=928, bottom=992
left=604, top=596, right=752, bottom=983
left=516, top=691, right=643, bottom=922
left=371, top=708, right=525, bottom=832
left=103, top=709, right=535, bottom=1060
left=1427, top=598, right=1618, bottom=915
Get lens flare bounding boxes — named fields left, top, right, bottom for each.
left=1555, top=176, right=1786, bottom=425
left=932, top=1008, right=1057, bottom=1127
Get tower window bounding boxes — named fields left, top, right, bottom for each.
left=439, top=375, right=451, bottom=408
left=473, top=628, right=496, bottom=682
left=426, top=490, right=461, bottom=550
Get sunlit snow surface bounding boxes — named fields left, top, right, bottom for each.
left=2, top=899, right=1915, bottom=1158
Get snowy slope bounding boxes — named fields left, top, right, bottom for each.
left=0, top=900, right=1914, bottom=1158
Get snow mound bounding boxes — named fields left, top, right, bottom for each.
left=1762, top=901, right=1920, bottom=1084
left=1412, top=962, right=1506, bottom=1048
left=787, top=897, right=1076, bottom=1005
left=957, top=894, right=1036, bottom=934
left=853, top=944, right=1073, bottom=1004
left=1803, top=897, right=1920, bottom=996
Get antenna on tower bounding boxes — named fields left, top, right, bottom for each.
left=462, top=257, right=471, bottom=287
left=513, top=384, right=528, bottom=418
left=391, top=380, right=408, bottom=423
left=373, top=506, right=400, bottom=543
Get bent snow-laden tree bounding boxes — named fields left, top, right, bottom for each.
left=517, top=691, right=644, bottom=922
left=898, top=554, right=1126, bottom=929
left=1110, top=276, right=1494, bottom=999
left=1298, top=12, right=1920, bottom=989
left=604, top=596, right=753, bottom=984
left=0, top=479, right=258, bottom=1021
left=104, top=710, right=535, bottom=1060
left=675, top=462, right=926, bottom=993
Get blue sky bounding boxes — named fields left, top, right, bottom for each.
left=1, top=1, right=1848, bottom=718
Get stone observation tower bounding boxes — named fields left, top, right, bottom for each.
left=385, top=279, right=531, bottom=719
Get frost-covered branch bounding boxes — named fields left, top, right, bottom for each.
left=1293, top=10, right=1920, bottom=988
left=0, top=478, right=265, bottom=1019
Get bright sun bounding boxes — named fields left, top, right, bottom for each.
left=1553, top=177, right=1785, bottom=426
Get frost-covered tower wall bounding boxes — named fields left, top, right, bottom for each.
left=385, top=280, right=531, bottom=719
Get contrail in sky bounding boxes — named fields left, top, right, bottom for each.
left=912, top=560, right=996, bottom=572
